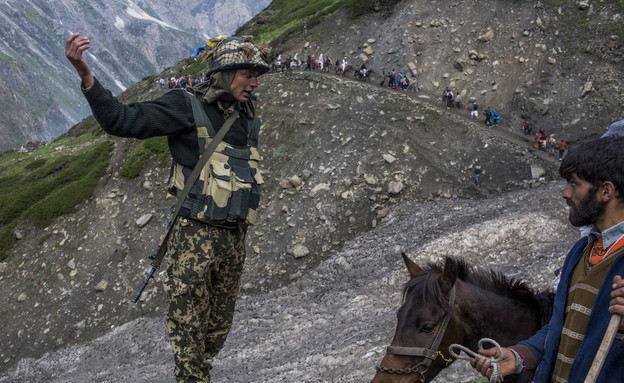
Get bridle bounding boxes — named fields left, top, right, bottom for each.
left=376, top=285, right=456, bottom=382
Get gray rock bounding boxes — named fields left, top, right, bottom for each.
left=291, top=244, right=310, bottom=259
left=309, top=183, right=330, bottom=198
left=388, top=181, right=405, bottom=194
left=136, top=213, right=153, bottom=228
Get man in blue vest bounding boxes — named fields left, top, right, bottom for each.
left=471, top=136, right=624, bottom=382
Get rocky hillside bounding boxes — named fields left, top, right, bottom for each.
left=0, top=0, right=622, bottom=381
left=0, top=64, right=564, bottom=379
left=0, top=181, right=578, bottom=383
left=0, top=0, right=270, bottom=151
left=243, top=0, right=623, bottom=142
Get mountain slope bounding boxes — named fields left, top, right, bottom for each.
left=0, top=0, right=270, bottom=151
left=241, top=0, right=624, bottom=142
left=0, top=0, right=622, bottom=380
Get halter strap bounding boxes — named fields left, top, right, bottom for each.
left=386, top=284, right=456, bottom=368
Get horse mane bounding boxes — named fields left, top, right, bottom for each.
left=403, top=257, right=554, bottom=327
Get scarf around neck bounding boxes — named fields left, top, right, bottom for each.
left=200, top=70, right=255, bottom=119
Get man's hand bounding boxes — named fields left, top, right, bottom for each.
left=609, top=275, right=624, bottom=332
left=65, top=33, right=94, bottom=89
left=470, top=347, right=517, bottom=379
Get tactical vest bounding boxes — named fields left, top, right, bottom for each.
left=168, top=94, right=263, bottom=226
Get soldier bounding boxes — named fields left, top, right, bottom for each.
left=66, top=33, right=270, bottom=382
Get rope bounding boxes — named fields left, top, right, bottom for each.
left=448, top=338, right=504, bottom=383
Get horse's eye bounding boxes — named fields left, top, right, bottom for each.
left=421, top=324, right=436, bottom=333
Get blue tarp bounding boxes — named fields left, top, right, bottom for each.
left=191, top=46, right=206, bottom=57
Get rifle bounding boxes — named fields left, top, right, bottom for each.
left=131, top=240, right=164, bottom=303
left=130, top=109, right=239, bottom=304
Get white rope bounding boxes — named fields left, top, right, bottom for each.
left=448, top=338, right=504, bottom=383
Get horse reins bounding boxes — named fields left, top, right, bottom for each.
left=376, top=285, right=456, bottom=380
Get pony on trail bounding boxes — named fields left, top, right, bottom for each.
left=314, top=58, right=332, bottom=72
left=336, top=64, right=354, bottom=76
left=371, top=254, right=554, bottom=383
left=355, top=69, right=376, bottom=82
left=271, top=60, right=290, bottom=72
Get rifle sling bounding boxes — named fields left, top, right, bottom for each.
left=150, top=109, right=239, bottom=268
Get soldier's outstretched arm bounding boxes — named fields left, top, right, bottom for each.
left=65, top=33, right=94, bottom=89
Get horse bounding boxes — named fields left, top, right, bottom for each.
left=370, top=254, right=554, bottom=383
left=322, top=59, right=332, bottom=72
left=355, top=69, right=376, bottom=82
left=271, top=60, right=290, bottom=72
left=335, top=64, right=354, bottom=76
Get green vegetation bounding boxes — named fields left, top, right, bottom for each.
left=120, top=136, right=170, bottom=178
left=553, top=1, right=624, bottom=60
left=272, top=143, right=289, bottom=159
left=237, top=0, right=401, bottom=49
left=181, top=57, right=208, bottom=76
left=0, top=140, right=114, bottom=261
left=58, top=117, right=104, bottom=140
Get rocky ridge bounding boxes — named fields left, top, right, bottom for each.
left=252, top=0, right=623, bottom=142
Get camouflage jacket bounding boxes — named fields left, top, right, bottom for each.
left=82, top=77, right=263, bottom=226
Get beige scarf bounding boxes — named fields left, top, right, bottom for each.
left=200, top=70, right=255, bottom=119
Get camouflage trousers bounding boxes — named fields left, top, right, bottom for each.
left=164, top=217, right=246, bottom=383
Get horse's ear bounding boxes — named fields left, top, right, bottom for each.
left=439, top=257, right=458, bottom=293
left=402, top=252, right=422, bottom=276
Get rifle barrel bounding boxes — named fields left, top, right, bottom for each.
left=132, top=265, right=157, bottom=303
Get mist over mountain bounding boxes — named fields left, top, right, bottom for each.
left=0, top=0, right=270, bottom=151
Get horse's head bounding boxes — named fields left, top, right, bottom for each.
left=371, top=254, right=555, bottom=383
left=371, top=253, right=459, bottom=383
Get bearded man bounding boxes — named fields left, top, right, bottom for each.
left=472, top=136, right=624, bottom=383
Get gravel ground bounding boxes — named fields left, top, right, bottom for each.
left=0, top=180, right=579, bottom=383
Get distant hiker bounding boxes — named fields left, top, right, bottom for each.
left=547, top=134, right=557, bottom=154
left=410, top=70, right=419, bottom=93
left=389, top=69, right=396, bottom=88
left=491, top=110, right=500, bottom=126
left=558, top=140, right=567, bottom=160
left=342, top=57, right=348, bottom=73
left=448, top=90, right=454, bottom=108
left=360, top=62, right=367, bottom=77
left=524, top=121, right=533, bottom=136
left=306, top=55, right=312, bottom=71
left=474, top=165, right=484, bottom=186
left=454, top=93, right=461, bottom=109
left=67, top=33, right=270, bottom=383
left=380, top=71, right=386, bottom=87
left=484, top=107, right=492, bottom=126
left=159, top=78, right=165, bottom=89
left=400, top=74, right=409, bottom=90
left=442, top=86, right=449, bottom=104
left=471, top=102, right=479, bottom=118
left=534, top=130, right=544, bottom=149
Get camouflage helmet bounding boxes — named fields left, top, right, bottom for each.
left=203, top=36, right=270, bottom=76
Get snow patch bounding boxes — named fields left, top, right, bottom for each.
left=114, top=15, right=125, bottom=29
left=113, top=79, right=127, bottom=92
left=124, top=1, right=180, bottom=31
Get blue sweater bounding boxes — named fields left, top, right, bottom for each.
left=519, top=236, right=624, bottom=382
